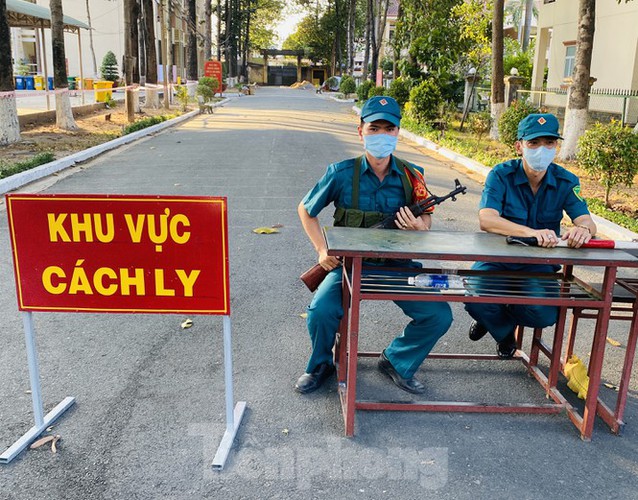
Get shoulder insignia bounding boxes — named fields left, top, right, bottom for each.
left=573, top=185, right=584, bottom=202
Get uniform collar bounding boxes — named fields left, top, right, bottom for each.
left=514, top=159, right=557, bottom=189
left=362, top=155, right=402, bottom=174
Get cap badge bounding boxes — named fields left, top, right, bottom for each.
left=379, top=99, right=388, bottom=106
left=537, top=117, right=547, bottom=125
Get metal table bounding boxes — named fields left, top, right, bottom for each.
left=324, top=227, right=638, bottom=439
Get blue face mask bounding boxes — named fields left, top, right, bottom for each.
left=523, top=145, right=556, bottom=172
left=363, top=134, right=398, bottom=159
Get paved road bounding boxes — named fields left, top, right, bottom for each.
left=0, top=87, right=637, bottom=499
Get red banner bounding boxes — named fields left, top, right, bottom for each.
left=5, top=194, right=230, bottom=315
left=204, top=60, right=223, bottom=93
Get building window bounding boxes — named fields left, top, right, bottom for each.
left=564, top=45, right=576, bottom=78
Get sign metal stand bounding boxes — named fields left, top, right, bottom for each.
left=212, top=315, right=246, bottom=470
left=0, top=312, right=75, bottom=464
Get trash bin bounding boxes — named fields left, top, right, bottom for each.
left=83, top=78, right=94, bottom=92
left=15, top=76, right=25, bottom=90
left=93, top=80, right=114, bottom=102
left=25, top=76, right=35, bottom=90
left=47, top=76, right=54, bottom=90
left=67, top=76, right=76, bottom=90
left=34, top=75, right=44, bottom=90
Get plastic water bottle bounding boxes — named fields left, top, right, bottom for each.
left=408, top=272, right=465, bottom=290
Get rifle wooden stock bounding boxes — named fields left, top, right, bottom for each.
left=299, top=263, right=330, bottom=293
left=299, top=179, right=467, bottom=292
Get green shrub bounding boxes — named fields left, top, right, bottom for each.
left=100, top=51, right=119, bottom=82
left=339, top=76, right=356, bottom=97
left=175, top=85, right=189, bottom=111
left=357, top=80, right=374, bottom=102
left=468, top=111, right=492, bottom=146
left=122, top=115, right=175, bottom=135
left=497, top=99, right=539, bottom=147
left=408, top=79, right=443, bottom=124
left=0, top=152, right=56, bottom=179
left=576, top=121, right=638, bottom=207
left=388, top=77, right=412, bottom=108
left=368, top=85, right=387, bottom=99
left=199, top=76, right=219, bottom=91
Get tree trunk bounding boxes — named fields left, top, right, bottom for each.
left=142, top=0, right=157, bottom=84
left=490, top=0, right=505, bottom=140
left=521, top=0, right=533, bottom=52
left=559, top=0, right=595, bottom=161
left=363, top=0, right=371, bottom=81
left=216, top=0, right=222, bottom=61
left=0, top=0, right=20, bottom=145
left=131, top=0, right=140, bottom=83
left=346, top=0, right=356, bottom=74
left=204, top=0, right=212, bottom=61
left=85, top=0, right=98, bottom=77
left=186, top=0, right=198, bottom=81
left=371, top=0, right=389, bottom=85
left=123, top=0, right=136, bottom=122
left=50, top=0, right=77, bottom=130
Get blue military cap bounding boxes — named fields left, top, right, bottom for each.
left=361, top=96, right=402, bottom=127
left=517, top=113, right=563, bottom=141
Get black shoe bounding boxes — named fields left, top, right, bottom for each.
left=468, top=321, right=488, bottom=341
left=378, top=351, right=426, bottom=394
left=295, top=363, right=335, bottom=394
left=497, top=333, right=517, bottom=359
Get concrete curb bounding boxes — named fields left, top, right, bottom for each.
left=0, top=98, right=231, bottom=195
left=352, top=104, right=638, bottom=241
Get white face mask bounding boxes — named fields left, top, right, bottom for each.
left=363, top=134, right=398, bottom=159
left=523, top=146, right=556, bottom=172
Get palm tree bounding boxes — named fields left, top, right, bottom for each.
left=186, top=0, right=198, bottom=81
left=50, top=0, right=77, bottom=130
left=490, top=0, right=505, bottom=139
left=141, top=0, right=159, bottom=108
left=0, top=0, right=20, bottom=145
left=558, top=0, right=595, bottom=160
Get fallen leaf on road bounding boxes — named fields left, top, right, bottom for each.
left=299, top=313, right=307, bottom=319
left=606, top=337, right=622, bottom=347
left=282, top=428, right=289, bottom=436
left=30, top=435, right=55, bottom=449
left=603, top=383, right=619, bottom=391
left=51, top=435, right=61, bottom=453
left=271, top=224, right=284, bottom=228
left=181, top=319, right=193, bottom=329
left=252, top=227, right=279, bottom=234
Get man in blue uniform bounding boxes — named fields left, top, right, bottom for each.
left=465, top=113, right=597, bottom=358
left=295, top=96, right=453, bottom=394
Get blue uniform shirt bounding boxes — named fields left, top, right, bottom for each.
left=480, top=159, right=590, bottom=234
left=302, top=156, right=423, bottom=217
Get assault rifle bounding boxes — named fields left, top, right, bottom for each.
left=300, top=179, right=468, bottom=292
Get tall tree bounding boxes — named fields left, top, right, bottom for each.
left=490, top=0, right=505, bottom=139
left=186, top=0, right=198, bottom=80
left=204, top=0, right=212, bottom=60
left=0, top=0, right=20, bottom=145
left=558, top=0, right=595, bottom=160
left=369, top=0, right=390, bottom=83
left=346, top=0, right=356, bottom=74
left=50, top=0, right=77, bottom=130
left=141, top=0, right=159, bottom=108
left=123, top=0, right=137, bottom=121
left=85, top=0, right=98, bottom=76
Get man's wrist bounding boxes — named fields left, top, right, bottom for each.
left=576, top=224, right=591, bottom=234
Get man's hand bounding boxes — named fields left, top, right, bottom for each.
left=531, top=228, right=560, bottom=247
left=318, top=250, right=341, bottom=271
left=562, top=226, right=592, bottom=248
left=394, top=206, right=429, bottom=231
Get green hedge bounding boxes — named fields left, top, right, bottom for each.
left=0, top=152, right=56, bottom=179
left=122, top=115, right=175, bottom=135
